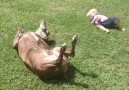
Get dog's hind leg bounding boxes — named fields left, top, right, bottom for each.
left=41, top=43, right=67, bottom=66
left=56, top=43, right=67, bottom=65
left=12, top=26, right=24, bottom=49
left=64, top=35, right=78, bottom=57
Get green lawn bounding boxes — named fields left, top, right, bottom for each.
left=1, top=0, right=129, bottom=90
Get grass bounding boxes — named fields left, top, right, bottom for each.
left=0, top=0, right=129, bottom=90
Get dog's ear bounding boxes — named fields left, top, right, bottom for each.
left=40, top=19, right=46, bottom=30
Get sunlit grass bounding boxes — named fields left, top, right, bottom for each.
left=0, top=0, right=129, bottom=90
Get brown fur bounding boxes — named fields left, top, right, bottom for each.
left=12, top=20, right=78, bottom=79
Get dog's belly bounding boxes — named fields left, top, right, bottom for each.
left=43, top=55, right=58, bottom=63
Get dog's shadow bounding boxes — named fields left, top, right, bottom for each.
left=45, top=39, right=56, bottom=47
left=42, top=64, right=98, bottom=88
left=41, top=39, right=98, bottom=88
left=25, top=39, right=98, bottom=88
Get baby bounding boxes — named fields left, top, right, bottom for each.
left=87, top=9, right=125, bottom=33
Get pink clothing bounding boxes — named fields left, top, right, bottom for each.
left=91, top=14, right=108, bottom=25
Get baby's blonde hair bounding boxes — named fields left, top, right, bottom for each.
left=87, top=8, right=98, bottom=17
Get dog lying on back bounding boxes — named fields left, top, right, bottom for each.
left=12, top=19, right=78, bottom=79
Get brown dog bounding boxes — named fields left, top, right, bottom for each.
left=12, top=20, right=78, bottom=79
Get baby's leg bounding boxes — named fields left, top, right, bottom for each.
left=113, top=17, right=125, bottom=31
left=115, top=21, right=125, bottom=31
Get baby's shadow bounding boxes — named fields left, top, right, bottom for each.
left=43, top=64, right=98, bottom=88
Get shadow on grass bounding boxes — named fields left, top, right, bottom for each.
left=22, top=39, right=98, bottom=88
left=42, top=65, right=98, bottom=88
left=45, top=39, right=56, bottom=47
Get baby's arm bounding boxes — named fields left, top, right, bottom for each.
left=91, top=16, right=97, bottom=24
left=96, top=25, right=110, bottom=33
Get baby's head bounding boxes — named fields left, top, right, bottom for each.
left=87, top=9, right=99, bottom=18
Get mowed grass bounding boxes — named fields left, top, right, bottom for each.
left=1, top=0, right=129, bottom=89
